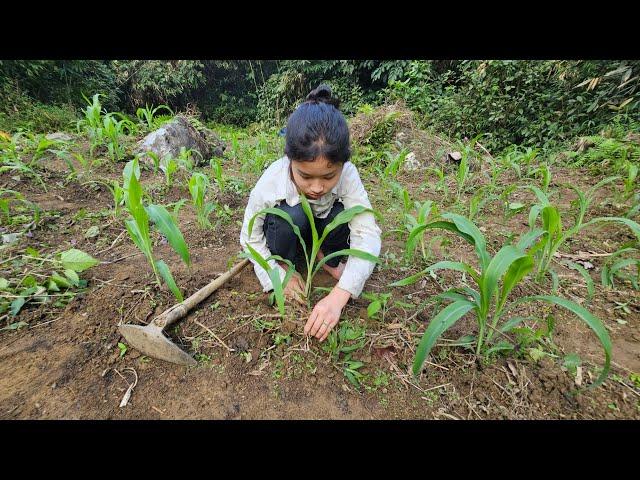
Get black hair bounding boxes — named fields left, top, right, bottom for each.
left=284, top=84, right=351, bottom=165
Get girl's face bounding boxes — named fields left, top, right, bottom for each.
left=290, top=156, right=343, bottom=200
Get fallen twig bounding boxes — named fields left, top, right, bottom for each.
left=193, top=319, right=235, bottom=353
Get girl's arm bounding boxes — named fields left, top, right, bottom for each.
left=336, top=163, right=382, bottom=298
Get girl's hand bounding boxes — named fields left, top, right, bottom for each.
left=283, top=271, right=306, bottom=306
left=304, top=287, right=351, bottom=341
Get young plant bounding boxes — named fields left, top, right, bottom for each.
left=361, top=291, right=393, bottom=321
left=601, top=244, right=640, bottom=290
left=160, top=156, right=178, bottom=187
left=623, top=161, right=638, bottom=200
left=210, top=157, right=226, bottom=193
left=188, top=172, right=217, bottom=228
left=102, top=113, right=135, bottom=161
left=122, top=158, right=191, bottom=301
left=389, top=212, right=612, bottom=389
left=136, top=104, right=174, bottom=129
left=77, top=93, right=106, bottom=156
left=382, top=148, right=409, bottom=178
left=527, top=180, right=640, bottom=283
left=246, top=194, right=381, bottom=310
left=403, top=199, right=437, bottom=263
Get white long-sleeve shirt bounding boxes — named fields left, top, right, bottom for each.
left=239, top=156, right=381, bottom=298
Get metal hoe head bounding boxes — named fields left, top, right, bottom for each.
left=118, top=323, right=197, bottom=366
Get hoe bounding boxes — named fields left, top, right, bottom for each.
left=118, top=258, right=249, bottom=366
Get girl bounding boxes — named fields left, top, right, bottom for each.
left=240, top=85, right=381, bottom=342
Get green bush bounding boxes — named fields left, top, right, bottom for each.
left=0, top=82, right=77, bottom=133
left=389, top=60, right=640, bottom=152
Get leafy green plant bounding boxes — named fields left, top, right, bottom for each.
left=527, top=181, right=640, bottom=283
left=122, top=158, right=191, bottom=301
left=136, top=104, right=174, bottom=129
left=382, top=148, right=409, bottom=178
left=160, top=156, right=178, bottom=187
left=322, top=320, right=367, bottom=388
left=188, top=172, right=217, bottom=228
left=246, top=194, right=381, bottom=311
left=210, top=157, right=226, bottom=192
left=403, top=199, right=437, bottom=263
left=601, top=245, right=640, bottom=290
left=623, top=161, right=638, bottom=200
left=361, top=291, right=392, bottom=320
left=0, top=189, right=41, bottom=231
left=102, top=113, right=135, bottom=161
left=1, top=248, right=98, bottom=318
left=76, top=93, right=106, bottom=156
left=389, top=212, right=612, bottom=389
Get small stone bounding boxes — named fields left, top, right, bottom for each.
left=35, top=403, right=41, bottom=409
left=51, top=383, right=57, bottom=389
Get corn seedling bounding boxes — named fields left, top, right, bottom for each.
left=388, top=212, right=612, bottom=389
left=403, top=199, right=437, bottom=263
left=122, top=158, right=191, bottom=301
left=601, top=244, right=640, bottom=290
left=188, top=172, right=217, bottom=228
left=623, top=161, right=638, bottom=200
left=382, top=148, right=409, bottom=178
left=455, top=147, right=471, bottom=203
left=527, top=180, right=640, bottom=283
left=160, top=156, right=178, bottom=187
left=102, top=113, right=135, bottom=161
left=210, top=157, right=226, bottom=193
left=136, top=104, right=174, bottom=129
left=527, top=162, right=551, bottom=193
left=426, top=166, right=448, bottom=200
left=247, top=194, right=381, bottom=310
left=77, top=93, right=106, bottom=156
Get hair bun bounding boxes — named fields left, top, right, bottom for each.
left=306, top=84, right=340, bottom=108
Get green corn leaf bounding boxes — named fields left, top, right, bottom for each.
left=313, top=248, right=380, bottom=276
left=412, top=300, right=475, bottom=376
left=481, top=245, right=529, bottom=317
left=499, top=316, right=536, bottom=333
left=519, top=295, right=611, bottom=389
left=516, top=228, right=546, bottom=251
left=124, top=219, right=151, bottom=260
left=155, top=260, right=183, bottom=302
left=442, top=213, right=489, bottom=269
left=496, top=254, right=534, bottom=315
left=564, top=260, right=595, bottom=302
left=528, top=204, right=543, bottom=230
left=245, top=243, right=286, bottom=315
left=583, top=217, right=640, bottom=241
left=541, top=205, right=562, bottom=238
left=527, top=185, right=551, bottom=205
left=146, top=204, right=191, bottom=266
left=299, top=194, right=319, bottom=248
left=319, top=204, right=377, bottom=245
left=248, top=208, right=308, bottom=263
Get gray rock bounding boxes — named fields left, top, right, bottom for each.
left=136, top=115, right=225, bottom=167
left=46, top=132, right=75, bottom=142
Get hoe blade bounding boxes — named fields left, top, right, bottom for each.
left=118, top=324, right=197, bottom=366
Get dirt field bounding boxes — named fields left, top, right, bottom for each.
left=2, top=134, right=640, bottom=420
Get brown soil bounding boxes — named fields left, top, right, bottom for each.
left=2, top=131, right=640, bottom=420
